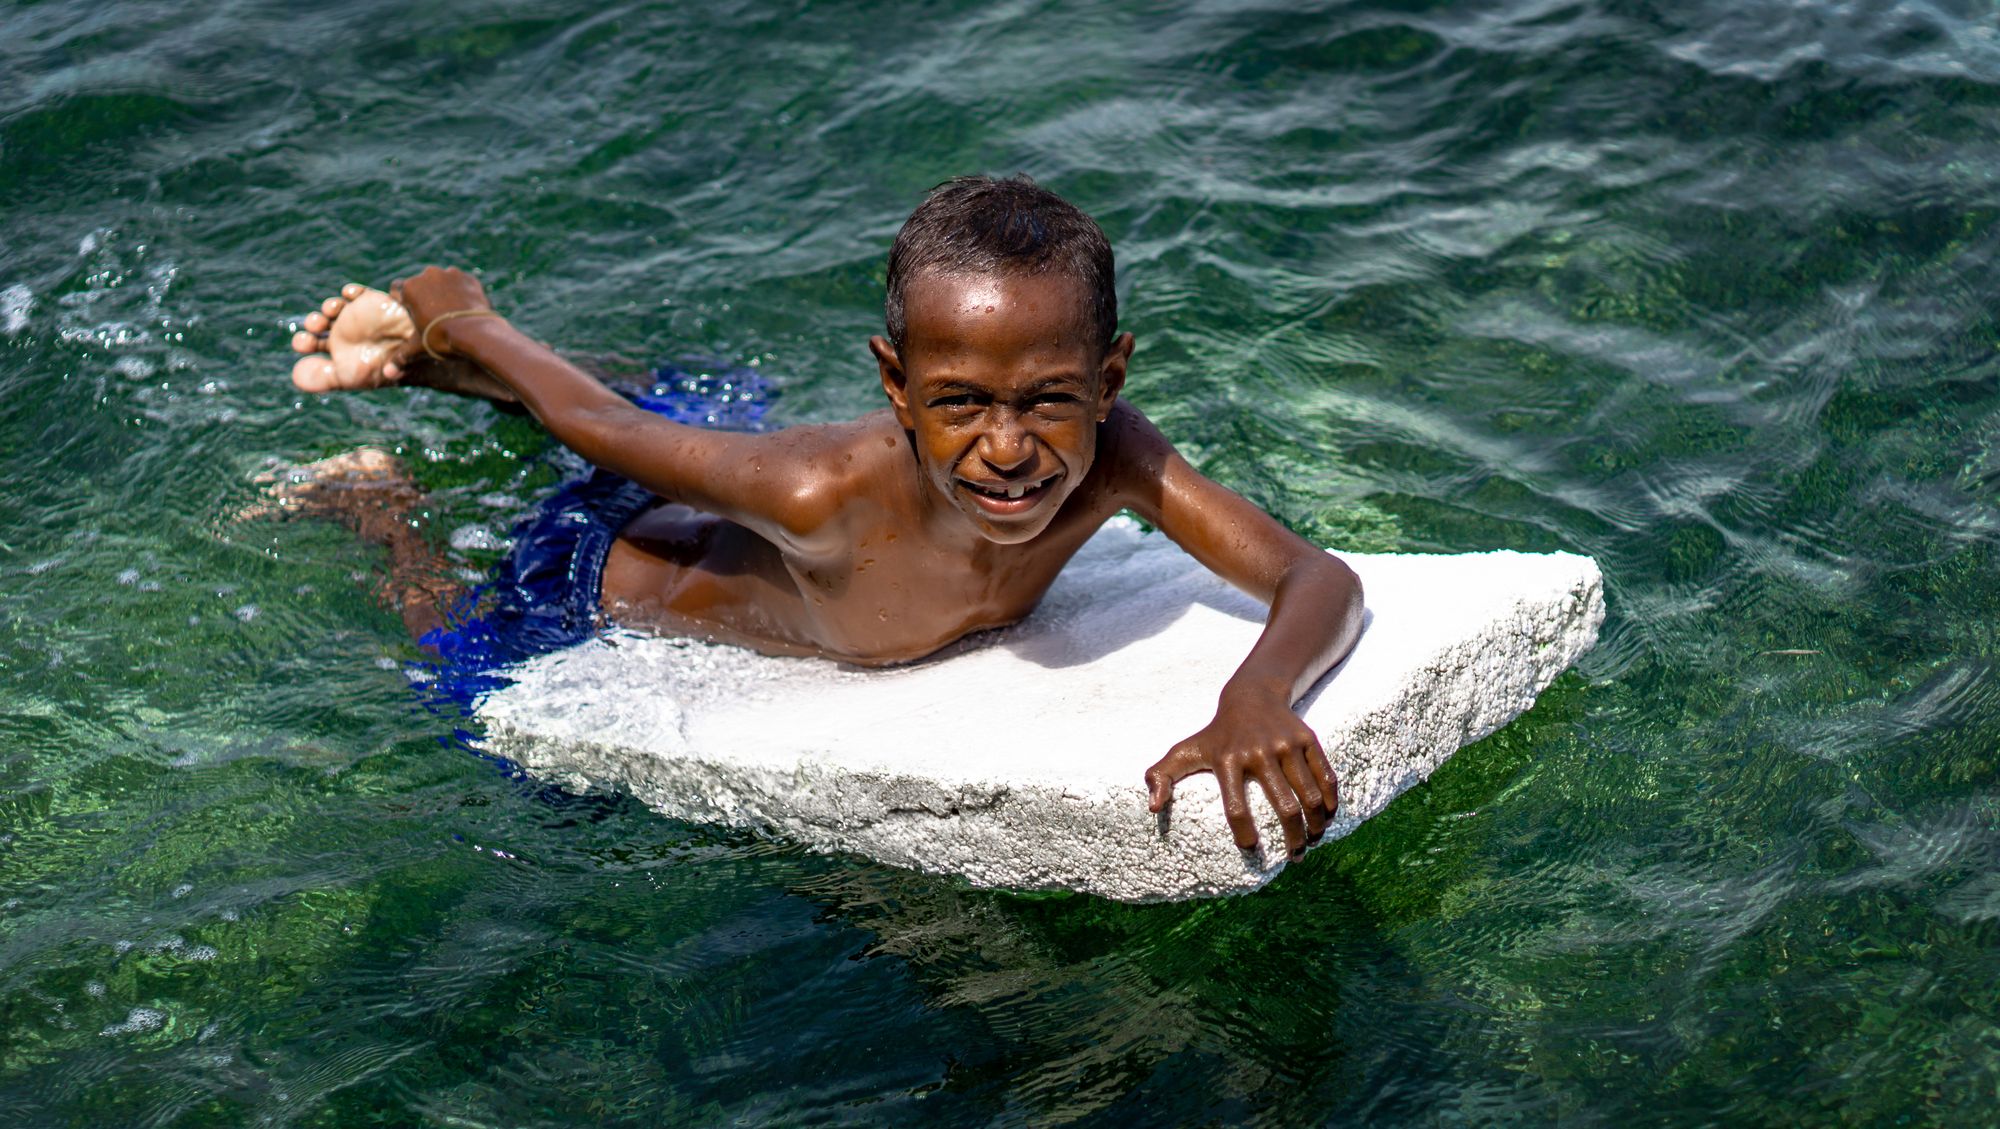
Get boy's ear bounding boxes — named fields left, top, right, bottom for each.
left=870, top=335, right=915, bottom=430
left=1094, top=332, right=1135, bottom=421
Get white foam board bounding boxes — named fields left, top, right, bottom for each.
left=474, top=521, right=1604, bottom=901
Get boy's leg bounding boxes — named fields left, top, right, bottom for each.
left=252, top=448, right=464, bottom=639
left=275, top=281, right=656, bottom=639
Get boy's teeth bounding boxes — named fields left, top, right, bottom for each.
left=966, top=479, right=1043, bottom=499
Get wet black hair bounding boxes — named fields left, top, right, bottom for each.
left=884, top=174, right=1116, bottom=353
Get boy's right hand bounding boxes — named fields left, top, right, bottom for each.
left=291, top=269, right=529, bottom=409
left=390, top=266, right=498, bottom=363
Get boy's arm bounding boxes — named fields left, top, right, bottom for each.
left=390, top=267, right=840, bottom=551
left=1106, top=403, right=1365, bottom=856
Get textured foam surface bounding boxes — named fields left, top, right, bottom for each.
left=475, top=521, right=1604, bottom=901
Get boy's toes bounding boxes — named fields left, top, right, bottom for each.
left=341, top=282, right=366, bottom=301
left=291, top=328, right=324, bottom=355
left=303, top=310, right=331, bottom=334
left=242, top=447, right=402, bottom=522
left=292, top=353, right=337, bottom=392
left=332, top=447, right=404, bottom=479
left=320, top=295, right=346, bottom=319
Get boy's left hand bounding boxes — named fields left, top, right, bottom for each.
left=1144, top=692, right=1338, bottom=856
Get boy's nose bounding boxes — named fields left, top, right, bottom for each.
left=977, top=415, right=1036, bottom=470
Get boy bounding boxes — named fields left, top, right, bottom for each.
left=286, top=176, right=1363, bottom=857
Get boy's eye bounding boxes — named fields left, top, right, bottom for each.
left=927, top=395, right=979, bottom=409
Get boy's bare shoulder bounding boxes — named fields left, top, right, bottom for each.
left=767, top=408, right=905, bottom=487
left=1094, top=399, right=1180, bottom=498
left=744, top=409, right=910, bottom=543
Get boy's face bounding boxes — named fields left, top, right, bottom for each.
left=872, top=270, right=1133, bottom=544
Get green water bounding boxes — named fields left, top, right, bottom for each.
left=5, top=0, right=2000, bottom=1123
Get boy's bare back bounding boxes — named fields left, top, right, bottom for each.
left=285, top=177, right=1364, bottom=855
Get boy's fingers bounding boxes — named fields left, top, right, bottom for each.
left=378, top=336, right=425, bottom=386
left=1307, top=743, right=1339, bottom=818
left=1277, top=745, right=1322, bottom=811
left=1255, top=768, right=1309, bottom=856
left=1144, top=745, right=1204, bottom=811
left=1215, top=761, right=1259, bottom=851
left=1280, top=751, right=1326, bottom=842
left=389, top=334, right=424, bottom=370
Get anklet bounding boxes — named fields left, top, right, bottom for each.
left=421, top=309, right=502, bottom=362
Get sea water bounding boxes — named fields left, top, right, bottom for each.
left=3, top=1, right=1999, bottom=1124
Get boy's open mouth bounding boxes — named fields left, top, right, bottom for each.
left=957, top=472, right=1061, bottom=515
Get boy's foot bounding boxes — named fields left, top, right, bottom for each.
left=290, top=282, right=524, bottom=407
left=290, top=284, right=418, bottom=392
left=245, top=446, right=462, bottom=638
left=248, top=446, right=419, bottom=518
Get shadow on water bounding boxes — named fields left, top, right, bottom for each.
left=734, top=674, right=1595, bottom=1126
left=103, top=670, right=1571, bottom=1128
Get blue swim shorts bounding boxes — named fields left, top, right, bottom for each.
left=419, top=362, right=771, bottom=705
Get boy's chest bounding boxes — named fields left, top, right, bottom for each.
left=786, top=517, right=1099, bottom=656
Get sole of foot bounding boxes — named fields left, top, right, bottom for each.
left=290, top=284, right=417, bottom=393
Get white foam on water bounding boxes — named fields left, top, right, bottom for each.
left=450, top=524, right=508, bottom=552
left=477, top=523, right=1604, bottom=901
left=0, top=284, right=30, bottom=335
left=102, top=1007, right=165, bottom=1036
left=114, top=355, right=156, bottom=380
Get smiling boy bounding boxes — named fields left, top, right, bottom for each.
left=286, top=176, right=1363, bottom=856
